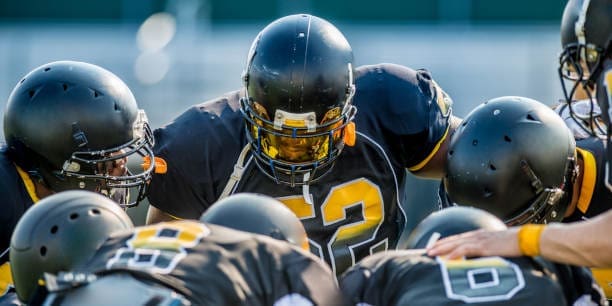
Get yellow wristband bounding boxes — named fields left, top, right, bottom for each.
left=518, top=224, right=545, bottom=257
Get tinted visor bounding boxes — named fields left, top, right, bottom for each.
left=245, top=102, right=351, bottom=165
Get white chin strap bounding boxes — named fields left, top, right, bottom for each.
left=302, top=172, right=314, bottom=204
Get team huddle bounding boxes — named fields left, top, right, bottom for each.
left=0, top=0, right=611, bottom=305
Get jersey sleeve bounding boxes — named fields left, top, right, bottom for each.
left=147, top=91, right=247, bottom=219
left=352, top=64, right=452, bottom=171
left=543, top=259, right=607, bottom=306
left=597, top=60, right=612, bottom=190
left=0, top=149, right=33, bottom=262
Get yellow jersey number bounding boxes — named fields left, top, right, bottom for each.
left=106, top=221, right=210, bottom=274
left=279, top=178, right=385, bottom=275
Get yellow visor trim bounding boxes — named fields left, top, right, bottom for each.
left=15, top=165, right=40, bottom=203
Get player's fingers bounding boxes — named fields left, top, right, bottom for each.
left=427, top=238, right=462, bottom=256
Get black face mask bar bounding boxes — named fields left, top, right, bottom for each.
left=60, top=120, right=156, bottom=209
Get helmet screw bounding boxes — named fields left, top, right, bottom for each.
left=79, top=181, right=86, bottom=189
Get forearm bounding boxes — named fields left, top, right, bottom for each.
left=538, top=210, right=612, bottom=268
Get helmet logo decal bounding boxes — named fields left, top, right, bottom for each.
left=273, top=110, right=317, bottom=132
left=71, top=123, right=88, bottom=148
left=574, top=0, right=591, bottom=47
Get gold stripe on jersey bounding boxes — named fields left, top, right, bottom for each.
left=604, top=69, right=611, bottom=108
left=1, top=165, right=42, bottom=296
left=408, top=124, right=450, bottom=172
left=14, top=165, right=40, bottom=202
left=575, top=148, right=596, bottom=213
left=0, top=264, right=12, bottom=296
left=591, top=268, right=612, bottom=298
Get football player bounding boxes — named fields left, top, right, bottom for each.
left=341, top=206, right=607, bottom=306
left=437, top=95, right=612, bottom=297
left=146, top=13, right=459, bottom=276
left=555, top=0, right=611, bottom=142
left=11, top=191, right=345, bottom=305
left=0, top=61, right=156, bottom=301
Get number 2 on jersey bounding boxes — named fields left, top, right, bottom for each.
left=279, top=178, right=385, bottom=274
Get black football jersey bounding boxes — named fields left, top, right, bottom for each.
left=78, top=221, right=345, bottom=306
left=340, top=250, right=605, bottom=306
left=0, top=147, right=36, bottom=296
left=598, top=60, right=612, bottom=191
left=148, top=63, right=452, bottom=275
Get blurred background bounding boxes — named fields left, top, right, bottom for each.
left=0, top=0, right=566, bottom=226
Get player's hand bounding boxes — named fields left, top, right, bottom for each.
left=426, top=227, right=522, bottom=259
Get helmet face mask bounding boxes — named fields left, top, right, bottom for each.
left=241, top=96, right=356, bottom=185
left=3, top=61, right=156, bottom=208
left=240, top=14, right=356, bottom=186
left=57, top=109, right=156, bottom=208
left=558, top=0, right=612, bottom=138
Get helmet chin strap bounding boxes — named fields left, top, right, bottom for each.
left=302, top=172, right=314, bottom=205
left=220, top=145, right=252, bottom=200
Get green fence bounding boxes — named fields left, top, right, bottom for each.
left=0, top=0, right=565, bottom=23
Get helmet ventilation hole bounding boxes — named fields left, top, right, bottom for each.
left=40, top=246, right=47, bottom=256
left=90, top=208, right=101, bottom=215
left=114, top=102, right=119, bottom=111
left=504, top=135, right=512, bottom=142
left=93, top=91, right=99, bottom=98
left=69, top=213, right=79, bottom=220
left=44, top=67, right=51, bottom=72
left=448, top=150, right=454, bottom=156
left=489, top=164, right=496, bottom=171
left=526, top=114, right=536, bottom=121
left=472, top=139, right=478, bottom=146
left=50, top=225, right=58, bottom=234
left=483, top=187, right=493, bottom=198
left=28, top=90, right=36, bottom=98
left=62, top=83, right=68, bottom=91
left=20, top=78, right=26, bottom=84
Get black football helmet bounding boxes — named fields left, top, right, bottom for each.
left=444, top=97, right=577, bottom=226
left=200, top=193, right=309, bottom=251
left=240, top=14, right=357, bottom=186
left=403, top=206, right=507, bottom=249
left=3, top=61, right=156, bottom=208
left=558, top=0, right=612, bottom=137
left=42, top=272, right=191, bottom=306
left=10, top=190, right=134, bottom=303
